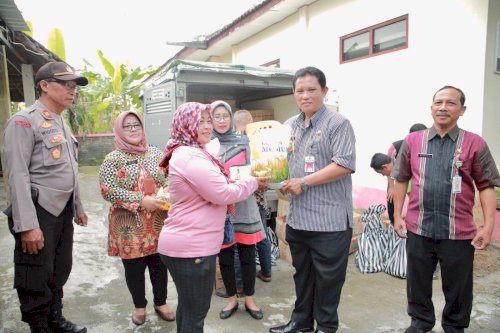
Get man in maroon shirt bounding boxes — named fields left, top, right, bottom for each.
left=392, top=86, right=500, bottom=333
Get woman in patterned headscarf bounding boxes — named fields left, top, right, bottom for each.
left=99, top=111, right=175, bottom=325
left=157, top=102, right=267, bottom=333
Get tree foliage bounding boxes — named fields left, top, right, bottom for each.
left=67, top=50, right=156, bottom=134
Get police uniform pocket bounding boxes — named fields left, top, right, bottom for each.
left=13, top=246, right=49, bottom=292
left=42, top=135, right=67, bottom=166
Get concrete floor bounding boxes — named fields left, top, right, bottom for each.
left=1, top=167, right=499, bottom=333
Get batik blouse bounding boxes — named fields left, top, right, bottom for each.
left=99, top=146, right=168, bottom=259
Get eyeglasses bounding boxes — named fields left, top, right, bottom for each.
left=213, top=115, right=230, bottom=121
left=122, top=123, right=143, bottom=131
left=45, top=79, right=78, bottom=90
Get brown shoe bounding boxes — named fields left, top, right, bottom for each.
left=256, top=270, right=272, bottom=282
left=154, top=305, right=176, bottom=322
left=215, top=287, right=229, bottom=298
left=131, top=308, right=146, bottom=325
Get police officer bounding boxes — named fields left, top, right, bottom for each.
left=3, top=62, right=89, bottom=333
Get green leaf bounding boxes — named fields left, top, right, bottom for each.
left=97, top=50, right=114, bottom=77
left=112, top=63, right=122, bottom=94
left=47, top=28, right=66, bottom=61
left=24, top=21, right=33, bottom=37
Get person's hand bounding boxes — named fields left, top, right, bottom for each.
left=280, top=178, right=302, bottom=196
left=20, top=228, right=44, bottom=254
left=141, top=195, right=168, bottom=211
left=255, top=176, right=271, bottom=191
left=387, top=188, right=394, bottom=203
left=394, top=216, right=407, bottom=239
left=75, top=212, right=88, bottom=227
left=471, top=226, right=493, bottom=250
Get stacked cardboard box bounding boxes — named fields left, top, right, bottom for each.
left=275, top=191, right=364, bottom=262
left=248, top=109, right=274, bottom=122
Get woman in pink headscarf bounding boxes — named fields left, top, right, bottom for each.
left=99, top=111, right=175, bottom=326
left=157, top=102, right=268, bottom=333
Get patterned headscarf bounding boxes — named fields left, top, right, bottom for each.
left=159, top=102, right=236, bottom=216
left=114, top=111, right=148, bottom=154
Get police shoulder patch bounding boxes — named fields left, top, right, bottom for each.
left=15, top=120, right=32, bottom=128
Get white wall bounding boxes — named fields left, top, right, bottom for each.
left=232, top=0, right=490, bottom=190
left=483, top=0, right=500, bottom=165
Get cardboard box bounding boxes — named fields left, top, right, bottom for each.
left=349, top=235, right=359, bottom=254
left=352, top=212, right=363, bottom=235
left=215, top=256, right=224, bottom=290
left=248, top=109, right=274, bottom=122
left=277, top=191, right=289, bottom=219
left=473, top=195, right=484, bottom=228
left=278, top=240, right=293, bottom=264
left=275, top=215, right=287, bottom=245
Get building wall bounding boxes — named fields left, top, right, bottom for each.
left=483, top=0, right=500, bottom=165
left=75, top=134, right=115, bottom=166
left=231, top=0, right=490, bottom=190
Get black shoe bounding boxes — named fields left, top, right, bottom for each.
left=29, top=323, right=52, bottom=333
left=405, top=326, right=427, bottom=333
left=219, top=303, right=238, bottom=319
left=245, top=304, right=263, bottom=320
left=269, top=321, right=314, bottom=333
left=49, top=316, right=87, bottom=333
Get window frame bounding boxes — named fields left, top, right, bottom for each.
left=495, top=20, right=500, bottom=73
left=340, top=14, right=409, bottom=64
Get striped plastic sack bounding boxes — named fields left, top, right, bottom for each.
left=355, top=204, right=388, bottom=274
left=384, top=224, right=407, bottom=278
left=256, top=227, right=280, bottom=265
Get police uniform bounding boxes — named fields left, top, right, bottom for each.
left=4, top=100, right=84, bottom=329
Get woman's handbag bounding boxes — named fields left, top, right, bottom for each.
left=222, top=215, right=235, bottom=245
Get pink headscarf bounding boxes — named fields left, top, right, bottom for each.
left=114, top=111, right=149, bottom=154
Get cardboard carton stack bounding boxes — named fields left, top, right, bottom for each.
left=248, top=109, right=274, bottom=122
left=275, top=191, right=292, bottom=264
left=275, top=192, right=365, bottom=263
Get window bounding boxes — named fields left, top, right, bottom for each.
left=340, top=15, right=408, bottom=63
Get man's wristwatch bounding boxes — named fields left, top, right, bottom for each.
left=300, top=178, right=309, bottom=192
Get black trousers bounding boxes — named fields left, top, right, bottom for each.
left=406, top=232, right=474, bottom=333
left=219, top=243, right=256, bottom=296
left=161, top=254, right=216, bottom=333
left=10, top=201, right=74, bottom=326
left=121, top=253, right=168, bottom=308
left=387, top=199, right=395, bottom=224
left=286, top=225, right=352, bottom=333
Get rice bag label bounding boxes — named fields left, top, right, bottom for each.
left=246, top=120, right=291, bottom=184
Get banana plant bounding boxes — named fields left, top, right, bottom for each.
left=68, top=50, right=156, bottom=133
left=47, top=28, right=66, bottom=61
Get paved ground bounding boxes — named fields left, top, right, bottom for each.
left=1, top=167, right=499, bottom=333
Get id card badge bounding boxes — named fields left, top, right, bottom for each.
left=304, top=155, right=315, bottom=173
left=452, top=175, right=462, bottom=194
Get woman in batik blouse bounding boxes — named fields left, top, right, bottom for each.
left=99, top=111, right=175, bottom=326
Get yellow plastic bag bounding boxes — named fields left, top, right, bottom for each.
left=155, top=187, right=172, bottom=210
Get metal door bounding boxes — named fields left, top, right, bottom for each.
left=142, top=82, right=175, bottom=149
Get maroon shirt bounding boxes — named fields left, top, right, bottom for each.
left=392, top=126, right=500, bottom=240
